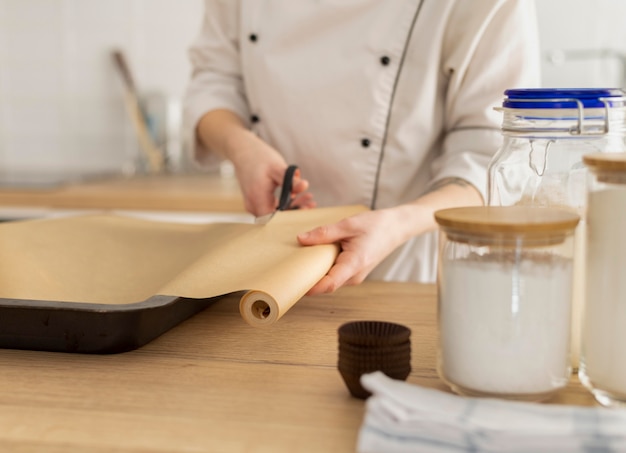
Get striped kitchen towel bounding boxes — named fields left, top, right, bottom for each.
left=357, top=372, right=626, bottom=453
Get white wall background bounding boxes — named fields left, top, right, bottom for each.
left=0, top=0, right=204, bottom=177
left=0, top=0, right=624, bottom=179
left=537, top=0, right=626, bottom=89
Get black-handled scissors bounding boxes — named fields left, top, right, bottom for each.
left=277, top=164, right=299, bottom=211
left=255, top=164, right=299, bottom=224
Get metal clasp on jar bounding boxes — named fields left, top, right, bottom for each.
left=497, top=97, right=624, bottom=136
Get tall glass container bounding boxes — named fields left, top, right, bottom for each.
left=435, top=206, right=579, bottom=401
left=579, top=153, right=626, bottom=407
left=487, top=88, right=626, bottom=371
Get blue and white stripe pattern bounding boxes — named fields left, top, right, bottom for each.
left=357, top=372, right=626, bottom=453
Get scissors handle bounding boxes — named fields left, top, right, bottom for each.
left=277, top=165, right=299, bottom=211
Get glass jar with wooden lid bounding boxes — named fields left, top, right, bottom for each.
left=434, top=206, right=580, bottom=401
left=579, top=153, right=626, bottom=407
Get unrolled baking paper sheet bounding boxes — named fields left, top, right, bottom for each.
left=0, top=205, right=367, bottom=327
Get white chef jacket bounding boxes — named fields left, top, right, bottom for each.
left=183, top=0, right=541, bottom=283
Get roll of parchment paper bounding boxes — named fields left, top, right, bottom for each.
left=238, top=230, right=341, bottom=327
left=240, top=291, right=280, bottom=326
left=0, top=204, right=368, bottom=327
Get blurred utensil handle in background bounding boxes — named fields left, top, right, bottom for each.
left=111, top=49, right=165, bottom=174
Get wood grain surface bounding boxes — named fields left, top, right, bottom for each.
left=0, top=282, right=596, bottom=452
left=0, top=173, right=246, bottom=213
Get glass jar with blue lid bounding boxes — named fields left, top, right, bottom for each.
left=487, top=88, right=626, bottom=373
left=488, top=88, right=626, bottom=207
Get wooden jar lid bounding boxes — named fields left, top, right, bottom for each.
left=583, top=153, right=626, bottom=172
left=583, top=153, right=626, bottom=184
left=434, top=206, right=580, bottom=246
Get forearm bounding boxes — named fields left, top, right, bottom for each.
left=386, top=178, right=483, bottom=246
left=196, top=109, right=303, bottom=216
left=196, top=109, right=261, bottom=166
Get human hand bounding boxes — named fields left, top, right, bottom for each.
left=296, top=209, right=408, bottom=295
left=196, top=110, right=315, bottom=215
left=229, top=135, right=315, bottom=216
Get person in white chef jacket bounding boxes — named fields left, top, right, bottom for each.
left=183, top=0, right=541, bottom=294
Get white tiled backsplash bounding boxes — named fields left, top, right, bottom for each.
left=1, top=0, right=626, bottom=177
left=537, top=0, right=626, bottom=90
left=0, top=0, right=203, bottom=176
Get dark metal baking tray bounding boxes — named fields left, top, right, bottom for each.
left=0, top=295, right=222, bottom=354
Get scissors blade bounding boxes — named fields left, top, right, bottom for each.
left=254, top=212, right=274, bottom=224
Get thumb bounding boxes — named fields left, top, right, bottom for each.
left=297, top=223, right=345, bottom=246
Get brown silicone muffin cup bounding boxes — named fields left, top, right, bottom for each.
left=338, top=367, right=412, bottom=399
left=338, top=355, right=411, bottom=370
left=337, top=320, right=412, bottom=399
left=339, top=369, right=373, bottom=399
left=338, top=362, right=412, bottom=376
left=338, top=353, right=411, bottom=369
left=339, top=341, right=411, bottom=355
left=338, top=320, right=411, bottom=347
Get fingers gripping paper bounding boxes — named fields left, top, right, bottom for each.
left=0, top=205, right=367, bottom=327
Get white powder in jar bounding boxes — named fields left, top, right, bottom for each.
left=438, top=254, right=573, bottom=397
left=570, top=221, right=586, bottom=371
left=581, top=188, right=626, bottom=397
left=516, top=199, right=585, bottom=372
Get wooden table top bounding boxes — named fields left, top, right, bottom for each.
left=0, top=172, right=246, bottom=213
left=0, top=282, right=596, bottom=452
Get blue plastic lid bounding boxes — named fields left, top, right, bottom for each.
left=503, top=88, right=626, bottom=109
